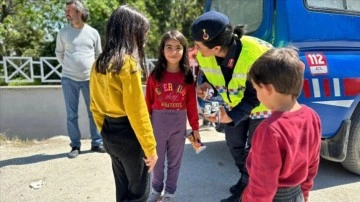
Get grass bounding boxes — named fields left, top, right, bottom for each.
left=0, top=133, right=40, bottom=146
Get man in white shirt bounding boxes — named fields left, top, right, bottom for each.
left=55, top=0, right=104, bottom=158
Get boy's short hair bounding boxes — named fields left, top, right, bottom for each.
left=248, top=47, right=304, bottom=98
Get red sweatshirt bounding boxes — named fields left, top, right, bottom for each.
left=145, top=71, right=199, bottom=131
left=242, top=105, right=321, bottom=202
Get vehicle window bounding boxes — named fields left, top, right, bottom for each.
left=348, top=0, right=360, bottom=11
left=209, top=0, right=263, bottom=34
left=306, top=0, right=360, bottom=12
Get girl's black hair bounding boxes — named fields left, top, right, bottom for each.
left=151, top=30, right=194, bottom=84
left=203, top=24, right=246, bottom=49
left=95, top=5, right=149, bottom=74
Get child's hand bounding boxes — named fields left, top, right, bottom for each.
left=192, top=130, right=201, bottom=142
left=143, top=154, right=158, bottom=173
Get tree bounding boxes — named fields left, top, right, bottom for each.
left=143, top=0, right=205, bottom=57
left=0, top=0, right=205, bottom=58
left=0, top=0, right=120, bottom=57
left=86, top=0, right=119, bottom=46
left=0, top=0, right=64, bottom=57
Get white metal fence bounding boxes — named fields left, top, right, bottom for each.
left=0, top=57, right=157, bottom=84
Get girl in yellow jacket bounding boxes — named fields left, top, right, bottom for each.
left=89, top=5, right=157, bottom=202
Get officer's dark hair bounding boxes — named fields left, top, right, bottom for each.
left=66, top=0, right=89, bottom=22
left=202, top=24, right=245, bottom=49
left=247, top=47, right=304, bottom=99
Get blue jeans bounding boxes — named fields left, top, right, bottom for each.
left=61, top=76, right=102, bottom=148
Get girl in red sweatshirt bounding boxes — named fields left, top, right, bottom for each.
left=145, top=30, right=200, bottom=202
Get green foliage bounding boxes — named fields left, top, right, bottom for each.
left=0, top=0, right=65, bottom=57
left=7, top=78, right=42, bottom=86
left=143, top=0, right=205, bottom=57
left=0, top=0, right=205, bottom=85
left=0, top=78, right=5, bottom=86
left=86, top=0, right=119, bottom=46
left=1, top=0, right=205, bottom=58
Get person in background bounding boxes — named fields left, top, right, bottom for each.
left=145, top=30, right=200, bottom=202
left=191, top=11, right=272, bottom=202
left=89, top=5, right=158, bottom=202
left=243, top=47, right=321, bottom=202
left=55, top=0, right=104, bottom=158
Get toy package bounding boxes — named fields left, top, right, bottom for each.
left=199, top=88, right=226, bottom=121
left=185, top=131, right=207, bottom=154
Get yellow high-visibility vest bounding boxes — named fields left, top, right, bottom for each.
left=197, top=36, right=272, bottom=119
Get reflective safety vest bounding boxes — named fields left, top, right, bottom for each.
left=197, top=36, right=272, bottom=119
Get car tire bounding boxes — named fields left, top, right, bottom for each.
left=341, top=104, right=360, bottom=175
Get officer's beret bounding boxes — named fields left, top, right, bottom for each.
left=191, top=11, right=229, bottom=42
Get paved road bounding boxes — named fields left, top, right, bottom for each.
left=176, top=128, right=360, bottom=202
left=1, top=128, right=359, bottom=202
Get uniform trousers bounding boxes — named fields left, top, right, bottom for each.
left=224, top=117, right=264, bottom=193
left=224, top=117, right=264, bottom=174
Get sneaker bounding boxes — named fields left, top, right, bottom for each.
left=147, top=190, right=161, bottom=202
left=162, top=193, right=175, bottom=202
left=68, top=147, right=80, bottom=158
left=220, top=194, right=240, bottom=202
left=91, top=145, right=106, bottom=153
left=229, top=184, right=238, bottom=194
left=229, top=177, right=242, bottom=194
left=230, top=175, right=248, bottom=195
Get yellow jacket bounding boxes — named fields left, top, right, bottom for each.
left=90, top=56, right=156, bottom=158
left=197, top=36, right=272, bottom=119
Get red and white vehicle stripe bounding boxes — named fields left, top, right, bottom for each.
left=302, top=78, right=360, bottom=108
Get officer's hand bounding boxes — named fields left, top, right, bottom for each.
left=196, top=82, right=213, bottom=99
left=219, top=106, right=232, bottom=123
left=203, top=114, right=217, bottom=123
left=204, top=106, right=232, bottom=123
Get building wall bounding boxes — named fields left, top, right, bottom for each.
left=0, top=85, right=146, bottom=140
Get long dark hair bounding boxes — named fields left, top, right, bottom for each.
left=151, top=30, right=194, bottom=84
left=95, top=5, right=149, bottom=74
left=203, top=24, right=246, bottom=49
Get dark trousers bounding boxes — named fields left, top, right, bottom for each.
left=273, top=186, right=304, bottom=202
left=101, top=116, right=150, bottom=202
left=224, top=118, right=264, bottom=174
left=225, top=117, right=264, bottom=196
